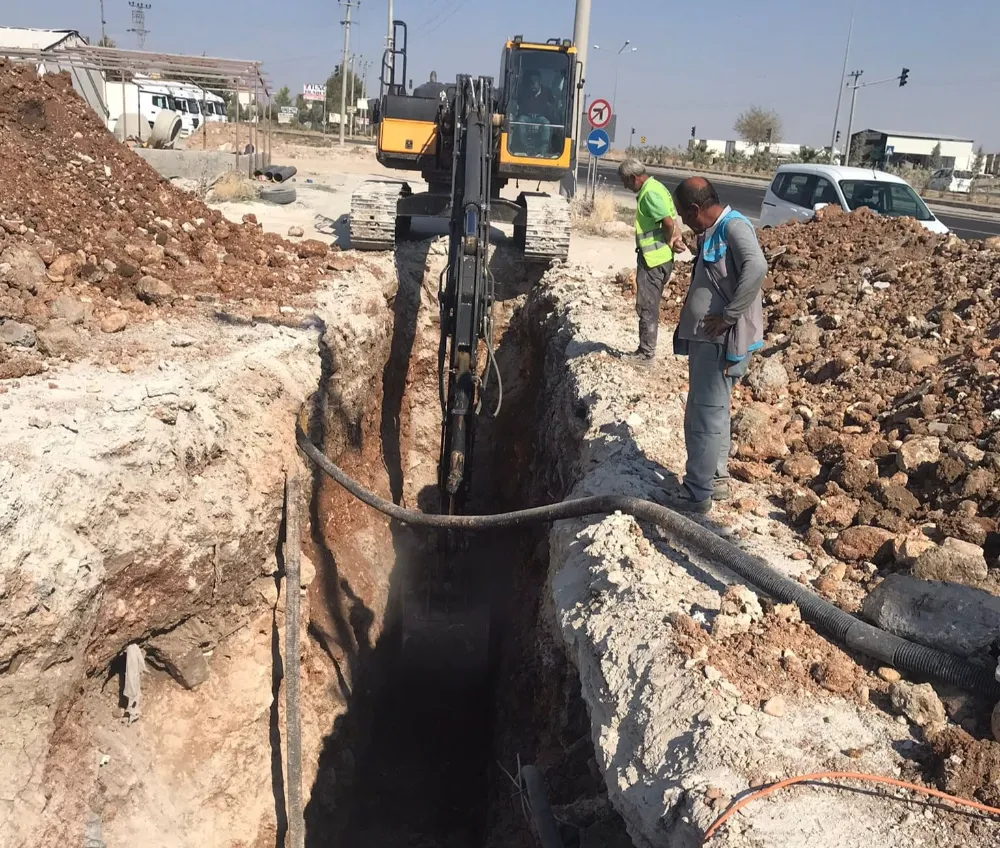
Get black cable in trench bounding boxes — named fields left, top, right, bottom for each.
left=295, top=421, right=1000, bottom=700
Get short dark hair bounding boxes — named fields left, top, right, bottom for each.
left=675, top=178, right=720, bottom=209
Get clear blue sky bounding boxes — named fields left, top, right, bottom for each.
left=8, top=0, right=1000, bottom=148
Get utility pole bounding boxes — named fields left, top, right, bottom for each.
left=348, top=54, right=356, bottom=137
left=568, top=0, right=591, bottom=197
left=829, top=0, right=857, bottom=163
left=99, top=0, right=107, bottom=44
left=843, top=69, right=863, bottom=167
left=339, top=1, right=357, bottom=147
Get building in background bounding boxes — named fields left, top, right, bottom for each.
left=849, top=129, right=975, bottom=170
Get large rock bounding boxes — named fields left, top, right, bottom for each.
left=912, top=537, right=988, bottom=585
left=863, top=573, right=1000, bottom=661
left=0, top=319, right=36, bottom=347
left=48, top=295, right=86, bottom=325
left=747, top=356, right=789, bottom=399
left=136, top=275, right=176, bottom=305
left=0, top=245, right=46, bottom=293
left=147, top=617, right=214, bottom=690
left=889, top=681, right=946, bottom=728
left=830, top=525, right=894, bottom=562
left=813, top=494, right=860, bottom=529
left=36, top=324, right=85, bottom=358
left=897, top=436, right=941, bottom=472
left=733, top=402, right=789, bottom=461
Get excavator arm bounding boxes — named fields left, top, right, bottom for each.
left=437, top=75, right=496, bottom=515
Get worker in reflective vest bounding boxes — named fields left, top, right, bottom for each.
left=618, top=158, right=684, bottom=363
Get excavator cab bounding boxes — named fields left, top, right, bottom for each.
left=498, top=37, right=577, bottom=180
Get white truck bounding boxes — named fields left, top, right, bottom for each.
left=104, top=78, right=180, bottom=134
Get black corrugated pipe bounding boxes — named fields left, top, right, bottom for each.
left=295, top=421, right=1000, bottom=700
left=520, top=765, right=565, bottom=848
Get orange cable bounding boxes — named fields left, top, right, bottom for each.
left=703, top=770, right=1000, bottom=842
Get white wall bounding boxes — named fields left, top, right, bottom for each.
left=885, top=135, right=974, bottom=169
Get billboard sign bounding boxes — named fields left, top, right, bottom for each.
left=303, top=83, right=326, bottom=102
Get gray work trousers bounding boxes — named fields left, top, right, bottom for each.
left=684, top=340, right=747, bottom=502
left=636, top=255, right=674, bottom=355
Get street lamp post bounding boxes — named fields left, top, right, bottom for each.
left=594, top=41, right=638, bottom=114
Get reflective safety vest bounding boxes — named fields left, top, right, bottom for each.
left=634, top=177, right=674, bottom=268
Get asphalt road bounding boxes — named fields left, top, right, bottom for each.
left=593, top=161, right=1000, bottom=241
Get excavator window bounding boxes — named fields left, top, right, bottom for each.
left=506, top=49, right=572, bottom=160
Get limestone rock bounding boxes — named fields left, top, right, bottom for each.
left=889, top=680, right=946, bottom=727
left=747, top=356, right=789, bottom=399
left=863, top=573, right=1000, bottom=661
left=762, top=696, right=787, bottom=717
left=912, top=537, right=988, bottom=585
left=897, top=436, right=941, bottom=472
left=48, top=295, right=86, bottom=325
left=782, top=454, right=821, bottom=481
left=100, top=311, right=129, bottom=334
left=0, top=244, right=47, bottom=292
left=36, top=324, right=85, bottom=358
left=0, top=319, right=36, bottom=347
left=136, top=275, right=176, bottom=305
left=287, top=225, right=305, bottom=238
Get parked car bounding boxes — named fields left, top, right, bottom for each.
left=759, top=164, right=949, bottom=235
left=927, top=168, right=974, bottom=194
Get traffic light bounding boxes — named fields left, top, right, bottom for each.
left=691, top=125, right=696, bottom=138
left=836, top=130, right=841, bottom=143
left=766, top=127, right=773, bottom=143
left=335, top=64, right=341, bottom=75
left=899, top=67, right=909, bottom=87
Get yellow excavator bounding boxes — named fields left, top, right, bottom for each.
left=347, top=22, right=581, bottom=674
left=350, top=21, right=579, bottom=261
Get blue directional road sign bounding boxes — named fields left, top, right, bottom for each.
left=587, top=128, right=610, bottom=158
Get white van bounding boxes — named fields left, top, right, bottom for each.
left=927, top=168, right=974, bottom=194
left=759, top=164, right=949, bottom=235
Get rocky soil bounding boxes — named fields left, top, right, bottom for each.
left=638, top=208, right=1000, bottom=614
left=0, top=61, right=353, bottom=379
left=530, top=257, right=1000, bottom=847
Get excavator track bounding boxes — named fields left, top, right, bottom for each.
left=349, top=179, right=411, bottom=250
left=519, top=192, right=571, bottom=262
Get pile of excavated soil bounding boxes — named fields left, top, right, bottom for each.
left=642, top=207, right=1000, bottom=580
left=0, top=61, right=353, bottom=377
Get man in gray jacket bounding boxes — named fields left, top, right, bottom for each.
left=665, top=177, right=767, bottom=513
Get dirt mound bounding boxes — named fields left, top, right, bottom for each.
left=0, top=61, right=347, bottom=374
left=716, top=207, right=1000, bottom=569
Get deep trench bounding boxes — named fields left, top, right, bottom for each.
left=301, top=244, right=633, bottom=848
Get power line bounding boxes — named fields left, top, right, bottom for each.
left=126, top=1, right=151, bottom=49
left=417, top=0, right=468, bottom=37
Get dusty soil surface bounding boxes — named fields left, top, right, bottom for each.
left=0, top=61, right=350, bottom=379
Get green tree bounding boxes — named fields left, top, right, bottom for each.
left=929, top=142, right=943, bottom=170
left=734, top=106, right=783, bottom=146
left=972, top=144, right=985, bottom=177
left=797, top=145, right=819, bottom=163
left=274, top=86, right=292, bottom=109
left=98, top=35, right=116, bottom=48
left=324, top=65, right=366, bottom=119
